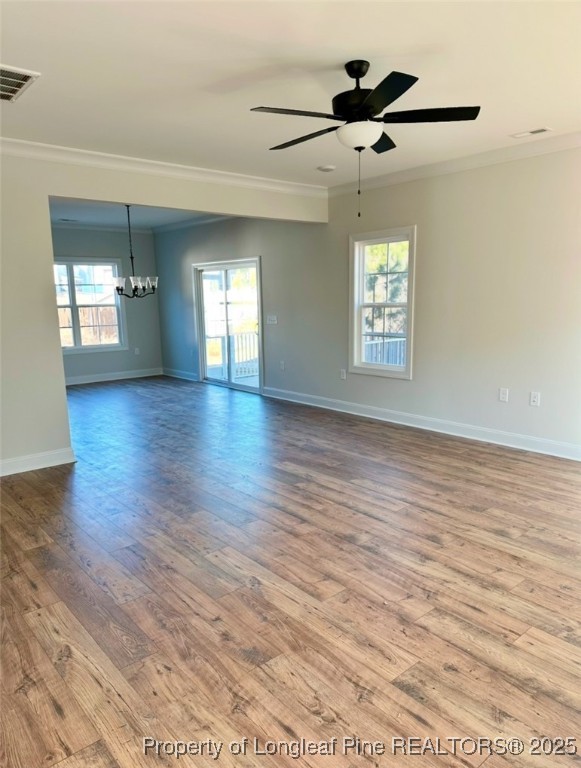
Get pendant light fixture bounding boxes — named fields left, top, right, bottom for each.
left=114, top=205, right=158, bottom=298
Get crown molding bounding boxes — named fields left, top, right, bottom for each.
left=3, top=131, right=579, bottom=203
left=0, top=137, right=328, bottom=199
left=329, top=131, right=581, bottom=197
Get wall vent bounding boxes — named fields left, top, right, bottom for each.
left=1, top=65, right=41, bottom=102
left=511, top=127, right=553, bottom=139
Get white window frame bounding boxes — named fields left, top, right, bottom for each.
left=349, top=225, right=416, bottom=380
left=54, top=259, right=128, bottom=354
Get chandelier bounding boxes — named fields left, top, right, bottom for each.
left=114, top=205, right=158, bottom=298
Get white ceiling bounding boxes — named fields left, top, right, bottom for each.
left=2, top=1, right=581, bottom=188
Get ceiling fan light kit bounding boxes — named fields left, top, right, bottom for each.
left=336, top=121, right=383, bottom=150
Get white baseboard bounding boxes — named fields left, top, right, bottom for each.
left=66, top=368, right=163, bottom=386
left=263, top=387, right=581, bottom=462
left=0, top=447, right=76, bottom=477
left=163, top=368, right=200, bottom=382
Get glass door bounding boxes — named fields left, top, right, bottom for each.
left=198, top=262, right=261, bottom=391
left=201, top=269, right=229, bottom=382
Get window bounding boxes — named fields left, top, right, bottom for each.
left=53, top=261, right=125, bottom=351
left=349, top=226, right=416, bottom=379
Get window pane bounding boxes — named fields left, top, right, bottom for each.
left=387, top=272, right=408, bottom=303
left=79, top=306, right=95, bottom=326
left=98, top=306, right=117, bottom=325
left=363, top=335, right=407, bottom=366
left=364, top=274, right=387, bottom=303
left=363, top=307, right=407, bottom=335
left=364, top=240, right=409, bottom=303
left=386, top=307, right=407, bottom=334
left=57, top=307, right=74, bottom=348
left=80, top=325, right=120, bottom=346
left=99, top=325, right=120, bottom=345
left=79, top=306, right=120, bottom=346
left=364, top=307, right=384, bottom=334
left=202, top=270, right=227, bottom=338
left=364, top=243, right=388, bottom=276
left=388, top=240, right=409, bottom=272
left=58, top=307, right=72, bottom=328
left=73, top=264, right=116, bottom=306
left=54, top=264, right=70, bottom=305
left=60, top=328, right=74, bottom=347
left=80, top=326, right=100, bottom=346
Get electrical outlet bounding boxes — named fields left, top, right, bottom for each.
left=266, top=315, right=278, bottom=325
left=340, top=369, right=347, bottom=380
left=530, top=391, right=541, bottom=407
left=280, top=360, right=285, bottom=371
left=134, top=347, right=140, bottom=355
left=498, top=387, right=509, bottom=402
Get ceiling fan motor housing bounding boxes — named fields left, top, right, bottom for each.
left=332, top=88, right=375, bottom=121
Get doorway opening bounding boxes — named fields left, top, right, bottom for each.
left=194, top=260, right=262, bottom=392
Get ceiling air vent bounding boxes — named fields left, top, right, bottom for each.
left=1, top=65, right=41, bottom=102
left=511, top=127, right=552, bottom=139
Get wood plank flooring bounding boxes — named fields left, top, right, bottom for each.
left=1, top=376, right=580, bottom=767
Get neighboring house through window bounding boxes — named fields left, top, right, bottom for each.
left=349, top=226, right=416, bottom=379
left=53, top=261, right=125, bottom=350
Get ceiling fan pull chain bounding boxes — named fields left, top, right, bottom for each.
left=357, top=148, right=362, bottom=218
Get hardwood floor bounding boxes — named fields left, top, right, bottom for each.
left=1, top=376, right=580, bottom=767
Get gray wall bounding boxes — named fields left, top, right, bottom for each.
left=0, top=148, right=324, bottom=473
left=154, top=148, right=580, bottom=457
left=51, top=226, right=163, bottom=383
left=327, top=149, right=581, bottom=448
left=154, top=217, right=328, bottom=386
left=4, top=137, right=577, bottom=472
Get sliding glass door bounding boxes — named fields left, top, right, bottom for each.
left=197, top=261, right=261, bottom=391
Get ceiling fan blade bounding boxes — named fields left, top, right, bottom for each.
left=371, top=132, right=396, bottom=154
left=381, top=106, right=481, bottom=123
left=361, top=71, right=418, bottom=114
left=252, top=106, right=344, bottom=121
left=270, top=126, right=339, bottom=150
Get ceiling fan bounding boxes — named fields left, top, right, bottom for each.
left=252, top=59, right=481, bottom=154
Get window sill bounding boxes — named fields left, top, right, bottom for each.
left=349, top=363, right=412, bottom=380
left=62, top=345, right=129, bottom=355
